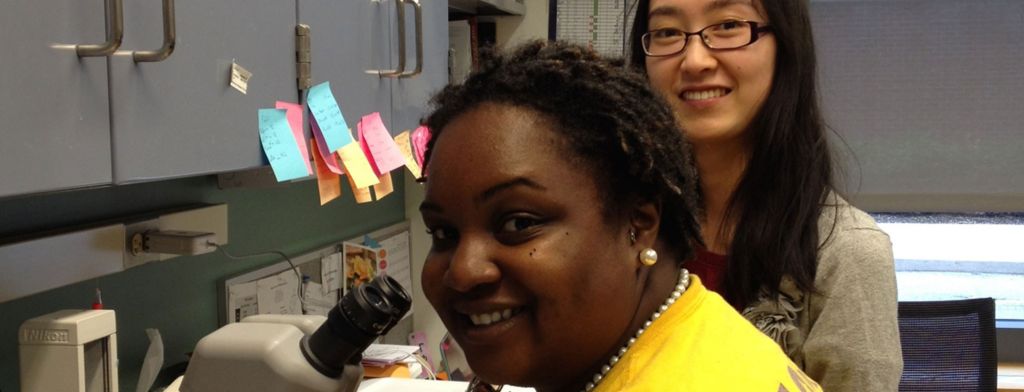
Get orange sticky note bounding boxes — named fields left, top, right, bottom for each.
left=393, top=130, right=422, bottom=179
left=346, top=172, right=373, bottom=204
left=373, top=172, right=394, bottom=200
left=311, top=138, right=341, bottom=205
left=338, top=142, right=380, bottom=189
left=363, top=363, right=412, bottom=379
left=312, top=117, right=345, bottom=175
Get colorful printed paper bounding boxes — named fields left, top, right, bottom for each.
left=311, top=118, right=345, bottom=175
left=393, top=130, right=422, bottom=179
left=276, top=101, right=312, bottom=175
left=358, top=113, right=406, bottom=176
left=311, top=138, right=341, bottom=205
left=343, top=242, right=378, bottom=292
left=258, top=108, right=308, bottom=182
left=307, top=82, right=353, bottom=151
left=338, top=142, right=380, bottom=189
left=373, top=172, right=394, bottom=200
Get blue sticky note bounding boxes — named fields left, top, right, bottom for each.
left=363, top=234, right=381, bottom=249
left=307, top=81, right=353, bottom=151
left=259, top=108, right=309, bottom=182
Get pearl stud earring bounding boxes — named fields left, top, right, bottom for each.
left=639, top=248, right=658, bottom=266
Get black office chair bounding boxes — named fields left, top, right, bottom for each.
left=897, top=297, right=997, bottom=392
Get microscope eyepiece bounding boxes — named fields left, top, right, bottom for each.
left=300, top=276, right=412, bottom=378
left=375, top=275, right=412, bottom=332
left=341, top=284, right=394, bottom=335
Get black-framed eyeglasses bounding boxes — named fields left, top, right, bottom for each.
left=642, top=20, right=772, bottom=57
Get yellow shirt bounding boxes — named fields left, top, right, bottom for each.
left=595, top=276, right=823, bottom=392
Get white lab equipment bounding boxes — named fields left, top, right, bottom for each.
left=171, top=275, right=411, bottom=392
left=19, top=309, right=119, bottom=392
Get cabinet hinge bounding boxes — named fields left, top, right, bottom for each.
left=296, top=24, right=312, bottom=91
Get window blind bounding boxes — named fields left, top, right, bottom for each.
left=812, top=0, right=1024, bottom=212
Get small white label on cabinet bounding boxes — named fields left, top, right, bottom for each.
left=230, top=61, right=253, bottom=94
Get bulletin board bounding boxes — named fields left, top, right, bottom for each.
left=555, top=0, right=637, bottom=57
left=219, top=220, right=413, bottom=326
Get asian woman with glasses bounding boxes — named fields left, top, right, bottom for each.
left=630, top=0, right=902, bottom=391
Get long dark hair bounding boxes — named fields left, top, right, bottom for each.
left=628, top=0, right=835, bottom=308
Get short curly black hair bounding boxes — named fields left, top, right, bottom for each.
left=423, top=40, right=702, bottom=261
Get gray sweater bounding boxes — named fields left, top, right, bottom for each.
left=741, top=194, right=903, bottom=391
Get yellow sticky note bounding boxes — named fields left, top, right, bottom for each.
left=346, top=172, right=373, bottom=204
left=311, top=138, right=341, bottom=205
left=394, top=130, right=422, bottom=179
left=373, top=172, right=394, bottom=200
left=338, top=142, right=380, bottom=189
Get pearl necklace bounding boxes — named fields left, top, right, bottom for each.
left=465, top=268, right=691, bottom=392
left=581, top=268, right=690, bottom=392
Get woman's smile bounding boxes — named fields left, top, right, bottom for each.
left=456, top=306, right=528, bottom=345
left=678, top=87, right=732, bottom=109
left=467, top=307, right=522, bottom=327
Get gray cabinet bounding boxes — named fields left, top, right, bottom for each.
left=110, top=0, right=297, bottom=183
left=0, top=0, right=113, bottom=198
left=298, top=0, right=395, bottom=133
left=392, top=0, right=449, bottom=134
left=299, top=0, right=449, bottom=138
left=0, top=0, right=446, bottom=199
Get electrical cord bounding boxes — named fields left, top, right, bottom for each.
left=411, top=352, right=437, bottom=380
left=207, top=242, right=305, bottom=304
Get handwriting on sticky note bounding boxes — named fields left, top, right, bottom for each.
left=258, top=109, right=308, bottom=182
left=358, top=113, right=406, bottom=176
left=393, top=130, right=422, bottom=179
left=311, top=138, right=341, bottom=205
left=276, top=101, right=312, bottom=175
left=307, top=82, right=353, bottom=151
left=338, top=143, right=380, bottom=189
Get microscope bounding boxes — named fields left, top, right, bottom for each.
left=169, top=275, right=412, bottom=392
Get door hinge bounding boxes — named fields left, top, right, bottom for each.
left=296, top=24, right=312, bottom=91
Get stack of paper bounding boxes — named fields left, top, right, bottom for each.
left=362, top=344, right=421, bottom=368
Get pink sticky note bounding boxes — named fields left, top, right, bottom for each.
left=311, top=117, right=345, bottom=175
left=357, top=113, right=407, bottom=177
left=275, top=101, right=312, bottom=175
left=411, top=125, right=431, bottom=168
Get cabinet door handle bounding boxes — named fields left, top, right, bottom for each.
left=398, top=0, right=422, bottom=78
left=132, top=0, right=176, bottom=62
left=372, top=0, right=406, bottom=77
left=77, top=0, right=124, bottom=57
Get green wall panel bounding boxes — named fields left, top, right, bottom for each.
left=0, top=173, right=406, bottom=390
